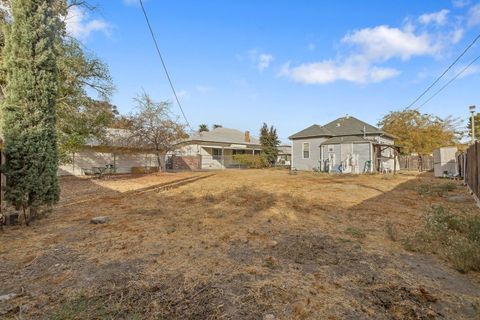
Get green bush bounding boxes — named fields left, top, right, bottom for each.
left=232, top=154, right=267, bottom=168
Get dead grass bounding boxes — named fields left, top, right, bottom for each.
left=1, top=170, right=479, bottom=319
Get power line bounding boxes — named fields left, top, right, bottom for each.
left=406, top=32, right=480, bottom=109
left=139, top=0, right=193, bottom=131
left=419, top=53, right=480, bottom=107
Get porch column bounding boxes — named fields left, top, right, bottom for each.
left=222, top=146, right=225, bottom=168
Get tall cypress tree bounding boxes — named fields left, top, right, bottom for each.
left=1, top=0, right=60, bottom=222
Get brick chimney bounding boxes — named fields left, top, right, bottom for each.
left=245, top=131, right=250, bottom=143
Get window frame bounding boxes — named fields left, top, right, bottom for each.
left=302, top=142, right=310, bottom=159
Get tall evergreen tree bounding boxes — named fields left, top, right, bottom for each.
left=260, top=122, right=280, bottom=165
left=1, top=0, right=61, bottom=222
left=1, top=2, right=116, bottom=164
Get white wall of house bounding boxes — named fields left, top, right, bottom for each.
left=58, top=149, right=158, bottom=176
left=291, top=137, right=327, bottom=171
left=174, top=143, right=260, bottom=169
left=320, top=142, right=372, bottom=173
left=174, top=144, right=223, bottom=169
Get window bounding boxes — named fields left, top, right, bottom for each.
left=328, top=145, right=334, bottom=152
left=302, top=142, right=310, bottom=159
left=212, top=148, right=222, bottom=160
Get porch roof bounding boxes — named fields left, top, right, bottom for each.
left=320, top=135, right=371, bottom=145
left=201, top=145, right=262, bottom=150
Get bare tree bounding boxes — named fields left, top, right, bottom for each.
left=129, top=92, right=188, bottom=171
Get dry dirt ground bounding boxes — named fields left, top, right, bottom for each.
left=0, top=170, right=479, bottom=319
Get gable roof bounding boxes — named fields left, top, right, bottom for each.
left=187, top=127, right=260, bottom=145
left=322, top=116, right=384, bottom=136
left=288, top=124, right=332, bottom=139
left=289, top=116, right=395, bottom=140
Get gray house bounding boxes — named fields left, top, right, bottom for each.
left=289, top=116, right=399, bottom=173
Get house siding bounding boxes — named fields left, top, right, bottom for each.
left=352, top=143, right=372, bottom=172
left=292, top=137, right=327, bottom=171
left=320, top=142, right=371, bottom=173
left=58, top=149, right=158, bottom=176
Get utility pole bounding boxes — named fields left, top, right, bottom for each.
left=470, top=105, right=476, bottom=143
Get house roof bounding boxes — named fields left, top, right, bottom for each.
left=289, top=116, right=395, bottom=140
left=288, top=124, right=332, bottom=139
left=322, top=116, right=385, bottom=136
left=86, top=128, right=149, bottom=150
left=320, top=135, right=370, bottom=145
left=277, top=144, right=291, bottom=154
left=187, top=127, right=260, bottom=145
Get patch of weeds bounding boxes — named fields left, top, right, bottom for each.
left=286, top=194, right=310, bottom=213
left=263, top=256, right=278, bottom=269
left=230, top=186, right=276, bottom=212
left=50, top=294, right=143, bottom=320
left=337, top=237, right=352, bottom=243
left=381, top=174, right=396, bottom=180
left=345, top=227, right=366, bottom=239
left=385, top=221, right=398, bottom=242
left=472, top=300, right=480, bottom=317
left=402, top=238, right=416, bottom=252
left=415, top=182, right=456, bottom=197
left=446, top=236, right=480, bottom=273
left=404, top=205, right=480, bottom=273
left=203, top=192, right=216, bottom=203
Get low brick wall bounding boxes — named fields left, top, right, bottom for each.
left=172, top=155, right=201, bottom=171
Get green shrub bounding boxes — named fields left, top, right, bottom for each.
left=232, top=154, right=267, bottom=168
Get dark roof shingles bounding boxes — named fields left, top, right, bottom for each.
left=289, top=116, right=394, bottom=139
left=288, top=124, right=332, bottom=139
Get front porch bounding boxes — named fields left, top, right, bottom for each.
left=202, top=146, right=263, bottom=169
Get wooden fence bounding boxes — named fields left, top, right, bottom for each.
left=458, top=141, right=480, bottom=201
left=399, top=155, right=434, bottom=171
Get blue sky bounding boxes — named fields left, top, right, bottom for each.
left=67, top=0, right=480, bottom=142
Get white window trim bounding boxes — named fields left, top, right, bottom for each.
left=302, top=142, right=310, bottom=159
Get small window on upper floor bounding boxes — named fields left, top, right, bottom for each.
left=303, top=142, right=310, bottom=159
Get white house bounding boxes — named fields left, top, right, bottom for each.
left=172, top=127, right=263, bottom=170
left=58, top=129, right=159, bottom=176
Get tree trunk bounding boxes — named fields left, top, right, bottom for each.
left=22, top=205, right=29, bottom=226
left=156, top=152, right=162, bottom=172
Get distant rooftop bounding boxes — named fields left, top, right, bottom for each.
left=188, top=127, right=260, bottom=145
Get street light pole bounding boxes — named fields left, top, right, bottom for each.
left=470, top=105, right=476, bottom=143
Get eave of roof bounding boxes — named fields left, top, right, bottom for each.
left=320, top=135, right=371, bottom=145
left=288, top=124, right=333, bottom=139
